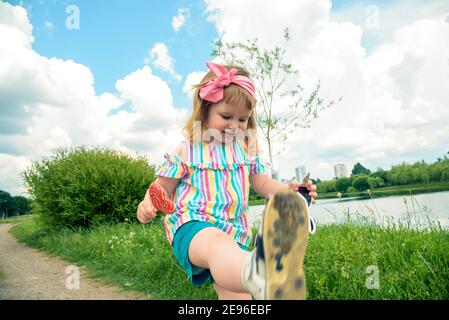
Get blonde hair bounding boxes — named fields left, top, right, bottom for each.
left=183, top=65, right=257, bottom=143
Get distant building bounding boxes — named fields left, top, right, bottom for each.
left=334, top=164, right=348, bottom=179
left=295, top=165, right=307, bottom=182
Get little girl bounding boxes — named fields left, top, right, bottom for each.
left=137, top=61, right=317, bottom=300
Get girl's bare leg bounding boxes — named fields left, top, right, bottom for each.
left=188, top=227, right=250, bottom=294
left=213, top=282, right=252, bottom=300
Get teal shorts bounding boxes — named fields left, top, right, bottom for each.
left=172, top=220, right=250, bottom=286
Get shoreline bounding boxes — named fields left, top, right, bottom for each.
left=248, top=183, right=449, bottom=206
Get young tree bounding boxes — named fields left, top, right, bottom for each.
left=212, top=29, right=340, bottom=178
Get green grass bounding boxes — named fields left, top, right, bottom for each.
left=0, top=215, right=33, bottom=224
left=10, top=215, right=217, bottom=300
left=9, top=214, right=449, bottom=300
left=318, top=182, right=449, bottom=200
left=306, top=222, right=448, bottom=299
left=249, top=198, right=265, bottom=206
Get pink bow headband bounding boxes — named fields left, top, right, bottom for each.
left=199, top=61, right=256, bottom=103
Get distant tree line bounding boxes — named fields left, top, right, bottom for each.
left=317, top=155, right=449, bottom=194
left=0, top=190, right=31, bottom=218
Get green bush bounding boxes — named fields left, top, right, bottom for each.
left=335, top=177, right=351, bottom=193
left=317, top=180, right=336, bottom=193
left=23, top=147, right=155, bottom=230
left=367, top=176, right=385, bottom=189
left=352, top=175, right=370, bottom=191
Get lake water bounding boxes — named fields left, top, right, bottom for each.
left=247, top=191, right=449, bottom=230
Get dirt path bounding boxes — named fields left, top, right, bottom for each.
left=0, top=223, right=147, bottom=300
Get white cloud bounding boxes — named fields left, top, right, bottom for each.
left=115, top=65, right=188, bottom=133
left=205, top=0, right=330, bottom=51
left=0, top=1, right=34, bottom=45
left=42, top=127, right=72, bottom=151
left=172, top=8, right=190, bottom=33
left=330, top=0, right=449, bottom=50
left=144, top=42, right=182, bottom=82
left=204, top=0, right=449, bottom=180
left=182, top=71, right=206, bottom=100
left=0, top=153, right=30, bottom=196
left=0, top=22, right=96, bottom=136
left=0, top=3, right=187, bottom=196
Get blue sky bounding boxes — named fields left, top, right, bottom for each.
left=331, top=0, right=394, bottom=10
left=9, top=0, right=219, bottom=107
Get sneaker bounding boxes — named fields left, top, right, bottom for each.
left=297, top=185, right=316, bottom=234
left=308, top=214, right=316, bottom=234
left=297, top=172, right=316, bottom=234
left=241, top=189, right=310, bottom=299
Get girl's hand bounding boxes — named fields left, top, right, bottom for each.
left=289, top=179, right=318, bottom=204
left=136, top=191, right=157, bottom=224
left=148, top=182, right=175, bottom=214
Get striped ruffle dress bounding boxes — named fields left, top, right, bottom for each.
left=156, top=138, right=271, bottom=248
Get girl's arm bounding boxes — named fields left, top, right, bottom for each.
left=249, top=174, right=289, bottom=198
left=154, top=176, right=180, bottom=198
left=136, top=176, right=180, bottom=223
left=249, top=174, right=318, bottom=202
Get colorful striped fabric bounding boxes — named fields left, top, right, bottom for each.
left=156, top=138, right=271, bottom=248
